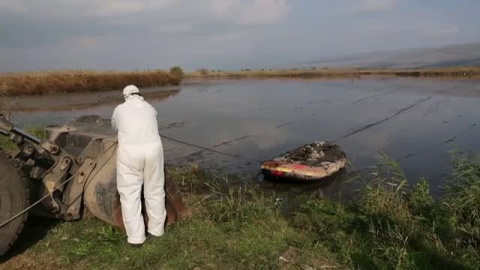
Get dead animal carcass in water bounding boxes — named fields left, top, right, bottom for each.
left=0, top=115, right=190, bottom=256
left=261, top=141, right=347, bottom=181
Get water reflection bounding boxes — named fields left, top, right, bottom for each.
left=5, top=78, right=480, bottom=197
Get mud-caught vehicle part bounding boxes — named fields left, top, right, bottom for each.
left=0, top=115, right=190, bottom=255
left=0, top=151, right=30, bottom=255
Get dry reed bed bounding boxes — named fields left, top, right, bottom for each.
left=0, top=70, right=182, bottom=96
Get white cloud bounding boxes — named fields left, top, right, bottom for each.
left=0, top=0, right=176, bottom=18
left=0, top=0, right=175, bottom=17
left=2, top=0, right=289, bottom=25
left=86, top=1, right=147, bottom=16
left=208, top=0, right=290, bottom=25
left=354, top=0, right=397, bottom=13
left=155, top=23, right=194, bottom=34
left=67, top=0, right=176, bottom=16
left=79, top=36, right=98, bottom=47
left=2, top=0, right=475, bottom=72
left=0, top=0, right=26, bottom=12
left=211, top=33, right=246, bottom=43
left=427, top=25, right=460, bottom=37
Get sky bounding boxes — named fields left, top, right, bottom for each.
left=0, top=0, right=479, bottom=72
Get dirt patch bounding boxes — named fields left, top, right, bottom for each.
left=1, top=250, right=64, bottom=270
left=278, top=246, right=338, bottom=270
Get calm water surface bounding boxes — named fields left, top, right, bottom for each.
left=7, top=78, right=480, bottom=197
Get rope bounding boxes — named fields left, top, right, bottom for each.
left=159, top=133, right=263, bottom=163
left=1, top=133, right=260, bottom=228
left=0, top=142, right=118, bottom=228
left=82, top=142, right=117, bottom=192
left=0, top=175, right=75, bottom=228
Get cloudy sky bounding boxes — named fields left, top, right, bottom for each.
left=0, top=0, right=479, bottom=72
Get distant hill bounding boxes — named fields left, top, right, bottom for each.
left=303, top=43, right=480, bottom=69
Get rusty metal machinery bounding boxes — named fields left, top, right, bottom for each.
left=0, top=115, right=190, bottom=255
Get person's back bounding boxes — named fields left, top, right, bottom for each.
left=112, top=95, right=160, bottom=145
left=111, top=85, right=166, bottom=247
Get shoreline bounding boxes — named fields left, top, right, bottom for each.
left=1, top=67, right=479, bottom=97
left=186, top=67, right=480, bottom=80
left=0, top=87, right=180, bottom=112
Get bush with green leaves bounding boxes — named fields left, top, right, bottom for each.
left=169, top=66, right=184, bottom=79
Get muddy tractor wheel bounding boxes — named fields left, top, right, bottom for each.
left=0, top=150, right=29, bottom=256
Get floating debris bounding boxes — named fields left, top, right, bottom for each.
left=261, top=141, right=347, bottom=181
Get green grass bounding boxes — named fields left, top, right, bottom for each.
left=8, top=188, right=338, bottom=269
left=3, top=153, right=480, bottom=269
left=293, top=154, right=480, bottom=269
left=0, top=136, right=15, bottom=151
left=0, top=126, right=46, bottom=152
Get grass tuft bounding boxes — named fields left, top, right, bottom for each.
left=3, top=154, right=480, bottom=269
left=0, top=126, right=46, bottom=152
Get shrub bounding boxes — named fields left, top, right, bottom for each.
left=169, top=66, right=184, bottom=79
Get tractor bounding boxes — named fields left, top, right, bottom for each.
left=0, top=115, right=189, bottom=255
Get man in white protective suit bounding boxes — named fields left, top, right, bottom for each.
left=111, top=85, right=166, bottom=246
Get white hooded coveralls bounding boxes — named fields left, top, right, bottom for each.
left=111, top=86, right=166, bottom=244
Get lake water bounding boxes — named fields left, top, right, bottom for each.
left=5, top=78, right=480, bottom=197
